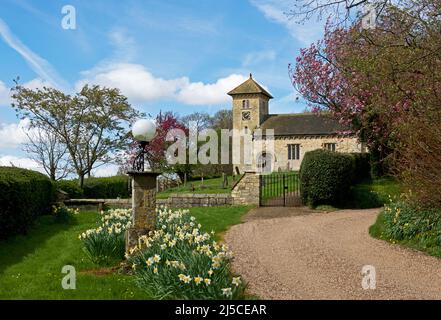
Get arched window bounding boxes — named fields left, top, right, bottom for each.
left=242, top=100, right=250, bottom=109
left=244, top=126, right=248, bottom=134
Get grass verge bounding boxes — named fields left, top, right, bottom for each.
left=0, top=206, right=250, bottom=299
left=369, top=212, right=441, bottom=259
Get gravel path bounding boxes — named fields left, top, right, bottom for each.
left=225, top=207, right=441, bottom=299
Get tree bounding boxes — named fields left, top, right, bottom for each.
left=291, top=0, right=441, bottom=203
left=181, top=112, right=211, bottom=132
left=288, top=0, right=392, bottom=25
left=210, top=109, right=233, bottom=130
left=12, top=84, right=140, bottom=187
left=23, top=124, right=70, bottom=181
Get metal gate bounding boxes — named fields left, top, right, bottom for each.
left=259, top=172, right=301, bottom=207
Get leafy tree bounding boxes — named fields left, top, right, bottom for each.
left=291, top=0, right=441, bottom=204
left=12, top=84, right=140, bottom=187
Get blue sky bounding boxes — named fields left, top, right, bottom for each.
left=0, top=0, right=325, bottom=175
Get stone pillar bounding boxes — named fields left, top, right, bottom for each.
left=231, top=171, right=261, bottom=206
left=126, top=171, right=160, bottom=251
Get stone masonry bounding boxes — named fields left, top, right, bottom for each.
left=231, top=171, right=260, bottom=206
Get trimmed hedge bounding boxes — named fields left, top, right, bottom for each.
left=55, top=179, right=84, bottom=198
left=349, top=153, right=371, bottom=183
left=0, top=167, right=54, bottom=240
left=300, top=150, right=355, bottom=207
left=83, top=176, right=130, bottom=199
left=56, top=175, right=130, bottom=199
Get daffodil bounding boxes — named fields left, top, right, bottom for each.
left=232, top=277, right=242, bottom=287
left=194, top=276, right=203, bottom=285
left=221, top=288, right=232, bottom=297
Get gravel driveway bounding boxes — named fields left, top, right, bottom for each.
left=225, top=207, right=441, bottom=299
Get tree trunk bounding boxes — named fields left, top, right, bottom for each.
left=78, top=174, right=85, bottom=188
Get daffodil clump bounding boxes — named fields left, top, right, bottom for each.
left=52, top=204, right=79, bottom=223
left=382, top=196, right=441, bottom=245
left=127, top=206, right=246, bottom=300
left=79, top=208, right=132, bottom=265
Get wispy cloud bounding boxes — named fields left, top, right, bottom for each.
left=0, top=81, right=10, bottom=106
left=242, top=50, right=277, bottom=67
left=0, top=18, right=68, bottom=89
left=250, top=0, right=324, bottom=46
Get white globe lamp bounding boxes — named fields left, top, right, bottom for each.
left=131, top=119, right=157, bottom=171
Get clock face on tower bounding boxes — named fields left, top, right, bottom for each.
left=242, top=111, right=251, bottom=121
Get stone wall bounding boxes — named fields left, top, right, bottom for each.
left=231, top=171, right=260, bottom=206
left=268, top=135, right=365, bottom=172
left=66, top=195, right=233, bottom=210
left=158, top=193, right=232, bottom=208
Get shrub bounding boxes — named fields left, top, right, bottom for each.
left=299, top=149, right=354, bottom=207
left=83, top=176, right=130, bottom=199
left=79, top=208, right=132, bottom=265
left=55, top=180, right=83, bottom=198
left=382, top=198, right=441, bottom=246
left=0, top=167, right=54, bottom=240
left=56, top=175, right=131, bottom=199
left=127, top=207, right=246, bottom=300
left=349, top=152, right=371, bottom=183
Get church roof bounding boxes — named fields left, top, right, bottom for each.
left=260, top=113, right=349, bottom=136
left=227, top=74, right=273, bottom=99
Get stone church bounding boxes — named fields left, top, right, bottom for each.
left=228, top=74, right=365, bottom=173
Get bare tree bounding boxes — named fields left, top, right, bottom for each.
left=181, top=112, right=211, bottom=132
left=288, top=0, right=392, bottom=25
left=23, top=126, right=70, bottom=181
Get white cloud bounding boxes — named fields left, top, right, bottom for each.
left=0, top=18, right=68, bottom=89
left=0, top=154, right=44, bottom=173
left=0, top=119, right=32, bottom=149
left=0, top=81, right=10, bottom=106
left=76, top=63, right=247, bottom=105
left=176, top=74, right=247, bottom=105
left=250, top=0, right=324, bottom=45
left=76, top=63, right=187, bottom=102
left=108, top=28, right=137, bottom=61
left=242, top=50, right=277, bottom=67
left=91, top=164, right=120, bottom=177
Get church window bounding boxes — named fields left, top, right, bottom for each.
left=288, top=144, right=300, bottom=160
left=242, top=100, right=250, bottom=109
left=324, top=143, right=336, bottom=152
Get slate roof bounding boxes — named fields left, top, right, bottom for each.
left=227, top=74, right=273, bottom=99
left=260, top=113, right=348, bottom=136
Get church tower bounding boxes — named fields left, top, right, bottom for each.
left=228, top=74, right=273, bottom=173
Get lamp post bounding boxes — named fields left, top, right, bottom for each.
left=131, top=118, right=157, bottom=172
left=126, top=119, right=160, bottom=252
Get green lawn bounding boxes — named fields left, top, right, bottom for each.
left=0, top=206, right=250, bottom=299
left=157, top=176, right=236, bottom=199
left=351, top=177, right=402, bottom=208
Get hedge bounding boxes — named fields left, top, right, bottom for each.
left=349, top=152, right=371, bottom=183
left=299, top=150, right=355, bottom=207
left=0, top=167, right=54, bottom=240
left=56, top=175, right=131, bottom=199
